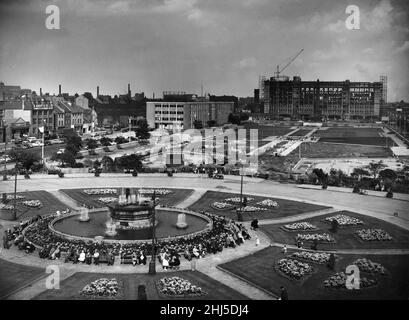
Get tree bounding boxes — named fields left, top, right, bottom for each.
left=114, top=154, right=143, bottom=171
left=86, top=139, right=99, bottom=151
left=365, top=161, right=387, bottom=179
left=115, top=136, right=128, bottom=145
left=351, top=167, right=370, bottom=181
left=101, top=156, right=114, bottom=172
left=379, top=169, right=397, bottom=191
left=239, top=112, right=249, bottom=122
left=59, top=150, right=76, bottom=167
left=312, top=168, right=328, bottom=186
left=8, top=149, right=41, bottom=171
left=193, top=120, right=203, bottom=129
left=207, top=120, right=216, bottom=127
left=100, top=137, right=113, bottom=147
left=228, top=113, right=241, bottom=125
left=135, top=119, right=150, bottom=140
left=65, top=134, right=82, bottom=156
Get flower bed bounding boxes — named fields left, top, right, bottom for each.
left=356, top=229, right=392, bottom=241
left=80, top=278, right=119, bottom=297
left=324, top=214, right=364, bottom=226
left=97, top=197, right=118, bottom=204
left=241, top=206, right=267, bottom=212
left=83, top=189, right=117, bottom=195
left=0, top=203, right=14, bottom=210
left=138, top=188, right=172, bottom=195
left=22, top=200, right=42, bottom=208
left=157, top=277, right=206, bottom=297
left=296, top=233, right=335, bottom=243
left=276, top=258, right=313, bottom=280
left=323, top=272, right=377, bottom=289
left=291, top=251, right=331, bottom=264
left=283, top=222, right=318, bottom=231
left=256, top=199, right=279, bottom=207
left=224, top=197, right=254, bottom=204
left=353, top=258, right=386, bottom=274
left=211, top=202, right=235, bottom=210
left=6, top=194, right=25, bottom=200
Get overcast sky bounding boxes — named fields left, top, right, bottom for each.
left=0, top=0, right=408, bottom=101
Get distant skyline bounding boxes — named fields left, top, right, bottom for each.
left=0, top=0, right=408, bottom=101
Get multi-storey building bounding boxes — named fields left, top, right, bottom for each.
left=29, top=97, right=55, bottom=136
left=260, top=76, right=384, bottom=120
left=146, top=100, right=234, bottom=130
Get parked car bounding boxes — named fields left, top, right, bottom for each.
left=0, top=155, right=12, bottom=164
left=31, top=140, right=44, bottom=147
left=213, top=173, right=224, bottom=180
left=27, top=137, right=37, bottom=143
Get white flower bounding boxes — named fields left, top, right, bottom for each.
left=356, top=229, right=392, bottom=241
left=325, top=214, right=363, bottom=226
left=257, top=199, right=279, bottom=207
left=22, top=200, right=42, bottom=208
left=296, top=233, right=334, bottom=242
left=97, top=197, right=118, bottom=204
left=83, top=189, right=117, bottom=195
left=284, top=222, right=317, bottom=231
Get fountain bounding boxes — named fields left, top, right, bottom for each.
left=176, top=213, right=188, bottom=229
left=78, top=207, right=90, bottom=222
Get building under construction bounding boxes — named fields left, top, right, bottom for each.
left=259, top=76, right=385, bottom=120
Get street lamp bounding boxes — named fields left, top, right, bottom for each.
left=2, top=120, right=7, bottom=181
left=12, top=158, right=19, bottom=221
left=39, top=119, right=46, bottom=172
left=237, top=161, right=246, bottom=222
left=148, top=191, right=157, bottom=275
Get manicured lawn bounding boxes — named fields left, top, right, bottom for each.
left=0, top=259, right=45, bottom=299
left=293, top=142, right=393, bottom=158
left=189, top=191, right=330, bottom=221
left=244, top=123, right=294, bottom=139
left=34, top=270, right=248, bottom=300
left=60, top=188, right=193, bottom=208
left=0, top=191, right=68, bottom=221
left=219, top=246, right=409, bottom=299
left=316, top=128, right=395, bottom=146
left=260, top=211, right=409, bottom=250
left=290, top=129, right=313, bottom=137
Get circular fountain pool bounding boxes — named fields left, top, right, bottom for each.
left=51, top=208, right=211, bottom=242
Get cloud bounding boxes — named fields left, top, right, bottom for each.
left=234, top=57, right=257, bottom=69
left=395, top=41, right=409, bottom=53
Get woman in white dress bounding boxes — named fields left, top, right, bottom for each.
left=78, top=250, right=86, bottom=263
left=162, top=254, right=169, bottom=270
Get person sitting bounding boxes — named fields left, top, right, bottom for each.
left=93, top=249, right=100, bottom=265
left=162, top=254, right=169, bottom=270
left=78, top=250, right=86, bottom=263
left=184, top=248, right=192, bottom=261
left=86, top=251, right=92, bottom=265
left=132, top=251, right=138, bottom=266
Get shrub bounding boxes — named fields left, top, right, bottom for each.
left=75, top=154, right=84, bottom=160
left=353, top=186, right=360, bottom=193
left=386, top=191, right=393, bottom=198
left=132, top=171, right=138, bottom=177
left=58, top=172, right=64, bottom=178
left=103, top=146, right=111, bottom=152
left=322, top=184, right=328, bottom=190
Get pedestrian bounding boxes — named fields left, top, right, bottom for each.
left=282, top=245, right=287, bottom=255
left=280, top=286, right=288, bottom=300
left=255, top=236, right=260, bottom=246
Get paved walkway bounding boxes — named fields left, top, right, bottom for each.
left=1, top=174, right=409, bottom=300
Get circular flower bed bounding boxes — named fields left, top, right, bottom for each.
left=211, top=201, right=235, bottom=210
left=356, top=229, right=392, bottom=241
left=157, top=277, right=206, bottom=297
left=276, top=258, right=313, bottom=280
left=22, top=200, right=42, bottom=208
left=97, top=197, right=118, bottom=204
left=291, top=251, right=331, bottom=264
left=324, top=272, right=377, bottom=289
left=225, top=197, right=254, bottom=204
left=256, top=199, right=279, bottom=207
left=80, top=278, right=119, bottom=297
left=283, top=222, right=318, bottom=231
left=353, top=258, right=386, bottom=274
left=83, top=189, right=117, bottom=195
left=324, top=214, right=364, bottom=226
left=296, top=233, right=335, bottom=243
left=138, top=188, right=172, bottom=195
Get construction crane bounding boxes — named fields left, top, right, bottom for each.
left=274, top=48, right=304, bottom=80
left=272, top=48, right=304, bottom=118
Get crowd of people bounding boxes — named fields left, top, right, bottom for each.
left=14, top=209, right=252, bottom=267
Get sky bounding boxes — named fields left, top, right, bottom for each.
left=0, top=0, right=408, bottom=101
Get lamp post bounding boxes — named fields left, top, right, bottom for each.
left=12, top=160, right=18, bottom=221
left=237, top=162, right=245, bottom=222
left=2, top=120, right=7, bottom=181
left=128, top=117, right=132, bottom=143
left=40, top=119, right=46, bottom=172
left=148, top=191, right=157, bottom=275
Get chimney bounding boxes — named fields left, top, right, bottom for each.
left=40, top=88, right=42, bottom=96
left=97, top=86, right=100, bottom=97
left=128, top=83, right=131, bottom=97
left=59, top=84, right=61, bottom=96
